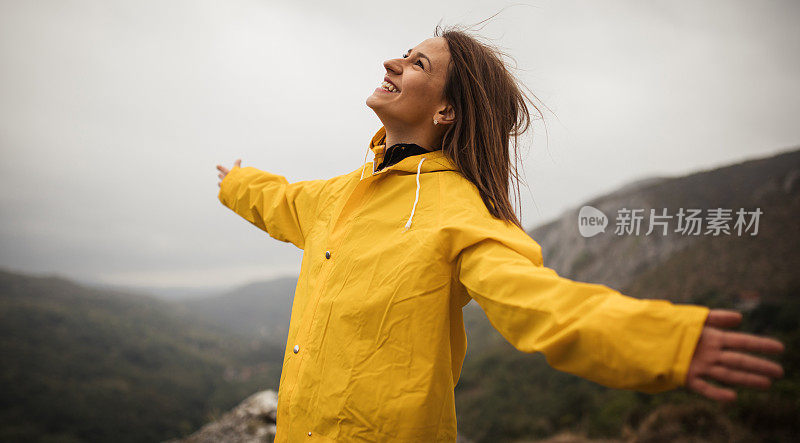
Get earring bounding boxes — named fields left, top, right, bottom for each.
left=433, top=119, right=439, bottom=125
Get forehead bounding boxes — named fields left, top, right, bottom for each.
left=411, top=37, right=450, bottom=68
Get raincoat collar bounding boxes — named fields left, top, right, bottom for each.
left=374, top=143, right=430, bottom=172
left=366, top=126, right=457, bottom=175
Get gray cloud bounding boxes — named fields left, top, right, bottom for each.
left=1, top=0, right=798, bottom=289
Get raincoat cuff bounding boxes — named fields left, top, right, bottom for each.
left=218, top=165, right=247, bottom=207
left=669, top=304, right=710, bottom=388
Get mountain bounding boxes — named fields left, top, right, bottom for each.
left=0, top=268, right=284, bottom=443
left=527, top=147, right=800, bottom=303
left=176, top=276, right=298, bottom=348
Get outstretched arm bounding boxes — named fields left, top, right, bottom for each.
left=453, top=220, right=786, bottom=399
left=456, top=235, right=711, bottom=394
left=216, top=159, right=328, bottom=250
left=444, top=200, right=787, bottom=398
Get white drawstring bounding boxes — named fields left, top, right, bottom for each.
left=360, top=148, right=425, bottom=231
left=359, top=146, right=370, bottom=180
left=403, top=157, right=426, bottom=232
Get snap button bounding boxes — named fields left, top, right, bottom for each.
left=325, top=250, right=331, bottom=259
left=308, top=431, right=312, bottom=436
left=293, top=344, right=300, bottom=354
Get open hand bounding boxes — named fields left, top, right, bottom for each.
left=686, top=309, right=785, bottom=402
left=216, top=158, right=242, bottom=187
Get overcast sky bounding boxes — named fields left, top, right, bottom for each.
left=1, top=0, right=798, bottom=291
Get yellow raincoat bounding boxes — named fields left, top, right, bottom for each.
left=218, top=126, right=710, bottom=442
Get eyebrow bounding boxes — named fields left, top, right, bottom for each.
left=406, top=48, right=432, bottom=70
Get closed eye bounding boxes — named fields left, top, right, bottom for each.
left=403, top=53, right=425, bottom=69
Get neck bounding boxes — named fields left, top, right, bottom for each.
left=384, top=125, right=440, bottom=151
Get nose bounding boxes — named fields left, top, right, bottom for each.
left=383, top=57, right=402, bottom=75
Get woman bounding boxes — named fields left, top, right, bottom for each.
left=215, top=24, right=785, bottom=442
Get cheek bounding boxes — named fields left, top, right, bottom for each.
left=404, top=79, right=440, bottom=104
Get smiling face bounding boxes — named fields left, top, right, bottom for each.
left=366, top=37, right=452, bottom=132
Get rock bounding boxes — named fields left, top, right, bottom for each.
left=163, top=390, right=277, bottom=443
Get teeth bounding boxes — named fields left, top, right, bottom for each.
left=381, top=80, right=399, bottom=92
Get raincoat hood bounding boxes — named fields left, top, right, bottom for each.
left=361, top=125, right=459, bottom=231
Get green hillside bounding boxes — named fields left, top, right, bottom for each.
left=0, top=269, right=283, bottom=443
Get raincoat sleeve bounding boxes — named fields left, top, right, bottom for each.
left=218, top=166, right=328, bottom=250
left=452, top=217, right=710, bottom=394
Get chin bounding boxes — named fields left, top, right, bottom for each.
left=365, top=95, right=386, bottom=115
left=366, top=91, right=385, bottom=107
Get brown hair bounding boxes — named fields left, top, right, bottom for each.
left=435, top=18, right=550, bottom=229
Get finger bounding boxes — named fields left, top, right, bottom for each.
left=706, top=310, right=742, bottom=328
left=219, top=166, right=229, bottom=174
left=218, top=173, right=224, bottom=180
left=722, top=331, right=786, bottom=354
left=718, top=351, right=785, bottom=379
left=686, top=377, right=737, bottom=403
left=235, top=158, right=241, bottom=167
left=706, top=364, right=772, bottom=390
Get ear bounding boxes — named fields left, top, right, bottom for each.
left=435, top=104, right=455, bottom=125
